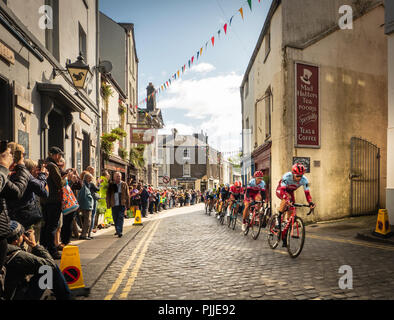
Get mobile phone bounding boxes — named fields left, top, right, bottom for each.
left=14, top=150, right=22, bottom=163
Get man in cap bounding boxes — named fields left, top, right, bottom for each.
left=3, top=220, right=71, bottom=300
left=40, top=147, right=66, bottom=260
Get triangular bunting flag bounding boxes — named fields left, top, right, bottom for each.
left=197, top=51, right=200, bottom=60
left=218, top=30, right=221, bottom=39
left=224, top=23, right=228, bottom=34
left=247, top=0, right=252, bottom=11
left=191, top=56, right=194, bottom=64
left=239, top=8, right=244, bottom=20
left=200, top=47, right=203, bottom=56
left=211, top=36, right=215, bottom=47
left=177, top=70, right=180, bottom=78
left=230, top=15, right=234, bottom=25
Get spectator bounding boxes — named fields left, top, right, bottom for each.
left=3, top=220, right=71, bottom=300
left=85, top=166, right=100, bottom=239
left=40, top=147, right=66, bottom=260
left=148, top=187, right=155, bottom=215
left=140, top=185, right=149, bottom=218
left=106, top=172, right=129, bottom=238
left=130, top=183, right=141, bottom=217
left=77, top=173, right=94, bottom=240
left=0, top=140, right=20, bottom=275
left=6, top=159, right=48, bottom=232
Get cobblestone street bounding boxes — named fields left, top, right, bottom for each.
left=81, top=204, right=394, bottom=300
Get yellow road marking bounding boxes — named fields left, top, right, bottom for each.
left=104, top=221, right=159, bottom=300
left=119, top=220, right=161, bottom=299
left=308, top=234, right=394, bottom=251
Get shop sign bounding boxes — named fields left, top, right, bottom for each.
left=295, top=62, right=320, bottom=148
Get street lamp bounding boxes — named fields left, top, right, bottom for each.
left=53, top=54, right=90, bottom=89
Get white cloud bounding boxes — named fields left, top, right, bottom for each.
left=189, top=62, right=216, bottom=74
left=158, top=72, right=243, bottom=152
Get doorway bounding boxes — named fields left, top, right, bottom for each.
left=48, top=109, right=64, bottom=151
left=0, top=77, right=12, bottom=141
left=82, top=131, right=90, bottom=171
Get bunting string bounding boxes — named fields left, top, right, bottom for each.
left=130, top=0, right=264, bottom=114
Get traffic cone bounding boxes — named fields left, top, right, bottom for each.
left=133, top=209, right=143, bottom=226
left=372, top=209, right=393, bottom=238
left=60, top=245, right=90, bottom=297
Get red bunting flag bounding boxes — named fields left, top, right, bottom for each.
left=211, top=36, right=215, bottom=47
left=224, top=23, right=228, bottom=34
left=191, top=56, right=194, bottom=64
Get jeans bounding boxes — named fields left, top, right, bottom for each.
left=60, top=211, right=76, bottom=245
left=112, top=206, right=125, bottom=235
left=88, top=200, right=97, bottom=237
left=141, top=201, right=148, bottom=217
left=40, top=202, right=62, bottom=254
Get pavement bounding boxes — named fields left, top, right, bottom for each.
left=58, top=204, right=394, bottom=297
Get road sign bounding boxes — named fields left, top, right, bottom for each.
left=62, top=266, right=81, bottom=285
left=163, top=176, right=170, bottom=184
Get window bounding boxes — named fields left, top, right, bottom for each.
left=264, top=26, right=271, bottom=62
left=183, top=148, right=190, bottom=159
left=79, top=23, right=87, bottom=60
left=45, top=0, right=59, bottom=61
left=265, top=87, right=272, bottom=138
left=183, top=163, right=191, bottom=177
left=244, top=77, right=249, bottom=99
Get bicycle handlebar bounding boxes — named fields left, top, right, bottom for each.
left=291, top=203, right=314, bottom=216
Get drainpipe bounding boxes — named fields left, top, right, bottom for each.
left=95, top=0, right=101, bottom=175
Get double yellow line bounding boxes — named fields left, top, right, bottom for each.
left=104, top=220, right=161, bottom=300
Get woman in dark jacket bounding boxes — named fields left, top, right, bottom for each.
left=0, top=142, right=30, bottom=273
left=6, top=159, right=48, bottom=230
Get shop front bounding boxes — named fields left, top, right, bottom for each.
left=103, top=155, right=128, bottom=181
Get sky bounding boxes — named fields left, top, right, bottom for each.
left=99, top=0, right=272, bottom=158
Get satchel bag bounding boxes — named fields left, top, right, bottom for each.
left=62, top=180, right=79, bottom=215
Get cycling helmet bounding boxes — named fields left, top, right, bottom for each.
left=234, top=181, right=241, bottom=187
left=254, top=171, right=264, bottom=178
left=225, top=183, right=230, bottom=188
left=292, top=163, right=306, bottom=175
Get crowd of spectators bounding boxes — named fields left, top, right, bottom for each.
left=0, top=141, right=203, bottom=300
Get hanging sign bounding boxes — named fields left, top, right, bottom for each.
left=295, top=62, right=320, bottom=148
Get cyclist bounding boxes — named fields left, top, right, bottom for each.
left=275, top=163, right=316, bottom=247
left=217, top=184, right=231, bottom=219
left=229, top=181, right=244, bottom=217
left=242, top=171, right=266, bottom=232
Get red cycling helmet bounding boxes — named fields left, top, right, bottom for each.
left=292, top=163, right=306, bottom=175
left=234, top=181, right=241, bottom=187
left=254, top=171, right=264, bottom=178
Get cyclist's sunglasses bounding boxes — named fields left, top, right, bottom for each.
left=295, top=174, right=303, bottom=178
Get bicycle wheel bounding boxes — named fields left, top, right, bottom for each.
left=231, top=207, right=238, bottom=230
left=227, top=206, right=233, bottom=228
left=219, top=206, right=226, bottom=225
left=287, top=216, right=305, bottom=258
left=261, top=207, right=271, bottom=228
left=267, top=214, right=280, bottom=249
left=243, top=216, right=250, bottom=236
left=205, top=203, right=208, bottom=214
left=251, top=211, right=262, bottom=240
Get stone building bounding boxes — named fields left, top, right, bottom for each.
left=0, top=0, right=100, bottom=171
left=99, top=12, right=139, bottom=179
left=158, top=130, right=222, bottom=192
left=241, top=0, right=387, bottom=221
left=385, top=0, right=394, bottom=223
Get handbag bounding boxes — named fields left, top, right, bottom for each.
left=62, top=180, right=79, bottom=215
